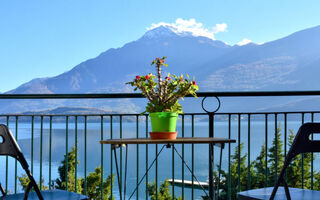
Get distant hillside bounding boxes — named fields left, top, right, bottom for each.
left=13, top=107, right=137, bottom=122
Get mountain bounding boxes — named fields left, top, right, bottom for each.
left=8, top=25, right=230, bottom=94
left=199, top=25, right=320, bottom=91
left=3, top=25, right=320, bottom=113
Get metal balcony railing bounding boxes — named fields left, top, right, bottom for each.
left=1, top=91, right=320, bottom=200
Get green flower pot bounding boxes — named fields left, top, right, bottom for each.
left=149, top=112, right=178, bottom=132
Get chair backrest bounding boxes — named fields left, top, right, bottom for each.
left=0, top=124, right=43, bottom=200
left=288, top=123, right=320, bottom=157
left=0, top=124, right=29, bottom=169
left=270, top=123, right=320, bottom=200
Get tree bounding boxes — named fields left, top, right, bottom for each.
left=55, top=146, right=83, bottom=194
left=267, top=126, right=284, bottom=186
left=219, top=143, right=252, bottom=200
left=86, top=166, right=114, bottom=200
left=148, top=179, right=182, bottom=200
left=286, top=129, right=313, bottom=189
left=252, top=144, right=269, bottom=188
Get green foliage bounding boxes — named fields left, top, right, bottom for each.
left=267, top=126, right=284, bottom=185
left=19, top=146, right=114, bottom=200
left=127, top=57, right=198, bottom=114
left=86, top=166, right=114, bottom=200
left=54, top=146, right=114, bottom=200
left=148, top=179, right=182, bottom=200
left=55, top=146, right=83, bottom=194
left=252, top=144, right=269, bottom=188
left=18, top=174, right=48, bottom=191
left=219, top=143, right=253, bottom=200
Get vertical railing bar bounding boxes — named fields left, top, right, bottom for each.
left=265, top=114, right=268, bottom=186
left=101, top=116, right=104, bottom=200
left=136, top=115, right=139, bottom=200
left=5, top=116, right=9, bottom=192
left=156, top=143, right=158, bottom=200
left=212, top=113, right=215, bottom=183
left=145, top=115, right=148, bottom=199
left=182, top=114, right=185, bottom=199
left=49, top=116, right=52, bottom=189
left=284, top=113, right=287, bottom=182
left=110, top=116, right=113, bottom=199
left=275, top=114, right=278, bottom=182
left=172, top=125, right=175, bottom=200
left=311, top=112, right=314, bottom=190
left=120, top=115, right=123, bottom=198
left=84, top=116, right=87, bottom=195
left=75, top=116, right=78, bottom=193
left=213, top=113, right=215, bottom=157
left=228, top=114, right=231, bottom=200
left=14, top=116, right=18, bottom=194
left=66, top=116, right=69, bottom=191
left=209, top=112, right=214, bottom=198
left=301, top=113, right=304, bottom=189
left=247, top=114, right=251, bottom=190
left=40, top=116, right=43, bottom=191
left=238, top=113, right=241, bottom=192
left=31, top=116, right=34, bottom=175
left=191, top=114, right=194, bottom=200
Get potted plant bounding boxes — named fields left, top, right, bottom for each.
left=127, top=57, right=199, bottom=139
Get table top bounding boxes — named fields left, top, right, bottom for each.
left=100, top=137, right=236, bottom=145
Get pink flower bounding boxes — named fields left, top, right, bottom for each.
left=180, top=77, right=183, bottom=82
left=160, top=59, right=164, bottom=63
left=136, top=76, right=141, bottom=80
left=145, top=74, right=150, bottom=80
left=165, top=77, right=171, bottom=81
left=193, top=81, right=197, bottom=85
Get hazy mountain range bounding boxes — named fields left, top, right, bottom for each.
left=3, top=25, right=320, bottom=113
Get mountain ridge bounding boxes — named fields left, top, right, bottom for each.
left=4, top=25, right=320, bottom=113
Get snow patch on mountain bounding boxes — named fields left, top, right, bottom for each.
left=144, top=18, right=227, bottom=40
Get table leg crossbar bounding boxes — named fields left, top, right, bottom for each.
left=172, top=145, right=210, bottom=198
left=112, top=143, right=224, bottom=200
left=128, top=144, right=167, bottom=200
left=112, top=144, right=124, bottom=200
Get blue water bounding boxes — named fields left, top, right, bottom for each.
left=0, top=116, right=318, bottom=199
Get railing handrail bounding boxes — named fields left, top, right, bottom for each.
left=1, top=90, right=320, bottom=99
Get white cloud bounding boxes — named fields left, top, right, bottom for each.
left=147, top=18, right=227, bottom=40
left=213, top=23, right=228, bottom=33
left=237, top=38, right=252, bottom=46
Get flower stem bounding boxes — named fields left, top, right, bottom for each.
left=156, top=62, right=162, bottom=103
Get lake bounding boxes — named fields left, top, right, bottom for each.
left=0, top=116, right=317, bottom=199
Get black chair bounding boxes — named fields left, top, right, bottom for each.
left=238, top=123, right=320, bottom=200
left=0, top=124, right=88, bottom=200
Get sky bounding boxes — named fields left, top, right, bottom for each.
left=0, top=0, right=320, bottom=93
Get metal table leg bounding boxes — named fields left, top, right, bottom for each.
left=0, top=183, right=5, bottom=196
left=112, top=144, right=128, bottom=200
